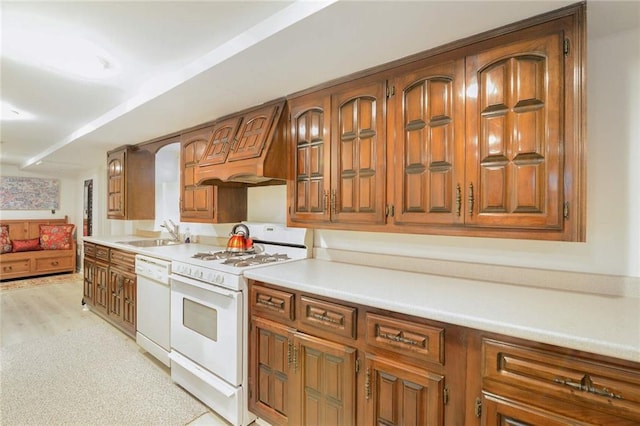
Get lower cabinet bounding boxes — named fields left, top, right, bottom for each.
left=108, top=266, right=136, bottom=336
left=476, top=336, right=640, bottom=425
left=249, top=280, right=640, bottom=425
left=250, top=316, right=296, bottom=425
left=83, top=242, right=137, bottom=337
left=481, top=393, right=590, bottom=425
left=92, top=260, right=109, bottom=317
left=364, top=354, right=444, bottom=425
left=248, top=281, right=449, bottom=426
left=292, top=332, right=357, bottom=426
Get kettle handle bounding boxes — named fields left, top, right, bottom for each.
left=231, top=223, right=250, bottom=237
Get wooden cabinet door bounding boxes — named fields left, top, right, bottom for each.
left=288, top=91, right=332, bottom=224
left=292, top=332, right=357, bottom=426
left=364, top=354, right=444, bottom=426
left=227, top=103, right=280, bottom=162
left=249, top=316, right=296, bottom=426
left=331, top=79, right=387, bottom=225
left=181, top=127, right=215, bottom=221
left=83, top=257, right=94, bottom=305
left=465, top=32, right=563, bottom=230
left=93, top=261, right=109, bottom=316
left=107, top=149, right=125, bottom=219
left=108, top=267, right=136, bottom=336
left=393, top=59, right=465, bottom=226
left=108, top=268, right=124, bottom=321
left=481, top=393, right=590, bottom=426
left=121, top=272, right=136, bottom=336
left=200, top=117, right=243, bottom=166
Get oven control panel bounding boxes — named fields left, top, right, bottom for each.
left=172, top=261, right=226, bottom=285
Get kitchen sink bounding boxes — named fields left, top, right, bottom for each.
left=118, top=239, right=182, bottom=247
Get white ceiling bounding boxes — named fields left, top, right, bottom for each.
left=1, top=1, right=634, bottom=177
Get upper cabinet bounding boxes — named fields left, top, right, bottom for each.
left=393, top=58, right=466, bottom=227
left=180, top=127, right=247, bottom=223
left=107, top=145, right=155, bottom=220
left=287, top=4, right=585, bottom=241
left=288, top=90, right=332, bottom=224
left=196, top=99, right=288, bottom=184
left=463, top=23, right=567, bottom=234
left=288, top=77, right=387, bottom=226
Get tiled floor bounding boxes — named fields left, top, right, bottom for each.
left=0, top=274, right=232, bottom=425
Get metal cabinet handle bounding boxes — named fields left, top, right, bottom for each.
left=379, top=331, right=419, bottom=346
left=456, top=183, right=461, bottom=216
left=311, top=312, right=341, bottom=325
left=257, top=296, right=282, bottom=310
left=330, top=189, right=337, bottom=215
left=554, top=375, right=623, bottom=400
left=365, top=367, right=371, bottom=400
left=468, top=182, right=474, bottom=216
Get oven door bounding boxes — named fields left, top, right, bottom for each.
left=170, top=273, right=242, bottom=386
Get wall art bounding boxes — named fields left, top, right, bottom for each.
left=0, top=176, right=60, bottom=210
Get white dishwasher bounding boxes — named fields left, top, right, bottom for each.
left=135, top=254, right=171, bottom=367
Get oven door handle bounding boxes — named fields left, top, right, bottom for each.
left=170, top=273, right=236, bottom=298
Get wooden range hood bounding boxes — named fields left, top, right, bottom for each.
left=195, top=98, right=288, bottom=186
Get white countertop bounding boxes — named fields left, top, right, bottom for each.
left=83, top=235, right=222, bottom=261
left=244, top=259, right=640, bottom=363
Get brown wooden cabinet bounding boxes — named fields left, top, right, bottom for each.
left=249, top=278, right=640, bottom=425
left=464, top=25, right=566, bottom=234
left=288, top=78, right=387, bottom=226
left=288, top=4, right=585, bottom=241
left=108, top=248, right=137, bottom=336
left=248, top=281, right=450, bottom=426
left=107, top=145, right=155, bottom=220
left=364, top=354, right=444, bottom=425
left=196, top=99, right=288, bottom=184
left=288, top=89, right=332, bottom=224
left=82, top=243, right=137, bottom=337
left=292, top=332, right=357, bottom=426
left=474, top=336, right=640, bottom=424
left=393, top=58, right=466, bottom=227
left=180, top=126, right=247, bottom=223
left=250, top=316, right=296, bottom=425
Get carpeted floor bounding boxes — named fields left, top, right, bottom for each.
left=0, top=272, right=84, bottom=291
left=0, top=273, right=210, bottom=425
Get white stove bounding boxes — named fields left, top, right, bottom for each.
left=169, top=223, right=310, bottom=426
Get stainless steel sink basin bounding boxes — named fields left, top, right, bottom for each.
left=118, top=239, right=182, bottom=247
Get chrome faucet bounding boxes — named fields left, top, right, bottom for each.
left=161, top=219, right=180, bottom=242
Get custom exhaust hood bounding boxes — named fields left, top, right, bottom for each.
left=195, top=98, right=288, bottom=186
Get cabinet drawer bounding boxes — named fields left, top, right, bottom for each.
left=1, top=258, right=31, bottom=277
left=250, top=284, right=295, bottom=321
left=482, top=339, right=640, bottom=420
left=110, top=249, right=135, bottom=271
left=365, top=313, right=444, bottom=365
left=95, top=245, right=110, bottom=262
left=36, top=256, right=73, bottom=272
left=84, top=242, right=96, bottom=258
left=299, top=296, right=356, bottom=339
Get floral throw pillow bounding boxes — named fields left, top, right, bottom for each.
left=0, top=225, right=11, bottom=254
left=12, top=238, right=41, bottom=252
left=40, top=224, right=75, bottom=250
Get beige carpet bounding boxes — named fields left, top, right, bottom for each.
left=0, top=275, right=209, bottom=425
left=0, top=272, right=84, bottom=291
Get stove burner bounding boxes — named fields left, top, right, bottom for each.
left=222, top=253, right=290, bottom=267
left=192, top=250, right=255, bottom=261
left=190, top=251, right=290, bottom=267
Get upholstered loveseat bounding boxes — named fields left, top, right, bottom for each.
left=0, top=217, right=76, bottom=281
